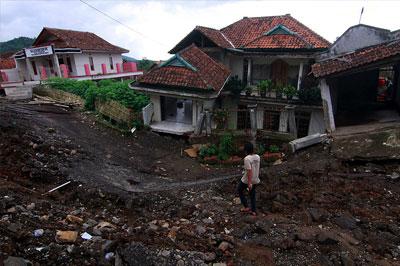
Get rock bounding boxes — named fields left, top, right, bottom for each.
left=67, top=245, right=74, bottom=253
left=161, top=222, right=169, bottom=229
left=308, top=208, right=329, bottom=222
left=177, top=260, right=185, bottom=266
left=338, top=232, right=360, bottom=245
left=334, top=215, right=357, bottom=230
left=184, top=148, right=198, bottom=158
left=213, top=263, right=227, bottom=266
left=317, top=231, right=339, bottom=245
left=233, top=197, right=241, bottom=205
left=203, top=252, right=216, bottom=262
left=55, top=230, right=78, bottom=243
left=149, top=223, right=159, bottom=231
left=70, top=149, right=77, bottom=155
left=218, top=241, right=231, bottom=252
left=33, top=229, right=44, bottom=237
left=196, top=225, right=206, bottom=235
left=7, top=223, right=22, bottom=234
left=86, top=218, right=97, bottom=227
left=295, top=228, right=317, bottom=242
left=93, top=221, right=116, bottom=233
left=271, top=201, right=284, bottom=213
left=161, top=250, right=171, bottom=257
left=3, top=256, right=29, bottom=266
left=340, top=252, right=355, bottom=266
left=112, top=217, right=120, bottom=224
left=66, top=214, right=83, bottom=224
left=47, top=127, right=56, bottom=133
left=202, top=217, right=214, bottom=224
left=26, top=203, right=35, bottom=210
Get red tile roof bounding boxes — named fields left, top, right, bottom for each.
left=170, top=15, right=329, bottom=53
left=195, top=26, right=233, bottom=48
left=245, top=34, right=312, bottom=49
left=138, top=44, right=230, bottom=92
left=221, top=15, right=330, bottom=49
left=0, top=58, right=15, bottom=69
left=312, top=39, right=400, bottom=77
left=32, top=27, right=129, bottom=53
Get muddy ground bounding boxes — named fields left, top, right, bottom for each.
left=1, top=100, right=400, bottom=266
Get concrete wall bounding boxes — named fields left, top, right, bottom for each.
left=72, top=53, right=123, bottom=76
left=1, top=68, right=20, bottom=82
left=323, top=25, right=392, bottom=57
left=150, top=95, right=162, bottom=122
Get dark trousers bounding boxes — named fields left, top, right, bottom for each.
left=237, top=181, right=256, bottom=212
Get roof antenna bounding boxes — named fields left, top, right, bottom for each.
left=358, top=5, right=364, bottom=24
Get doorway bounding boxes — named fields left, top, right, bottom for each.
left=160, top=96, right=192, bottom=124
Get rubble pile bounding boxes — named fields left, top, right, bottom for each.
left=1, top=101, right=399, bottom=265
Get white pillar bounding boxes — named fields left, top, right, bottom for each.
left=53, top=53, right=62, bottom=77
left=247, top=58, right=252, bottom=86
left=319, top=79, right=336, bottom=132
left=297, top=62, right=304, bottom=90
left=25, top=58, right=34, bottom=81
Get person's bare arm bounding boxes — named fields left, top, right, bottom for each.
left=247, top=168, right=253, bottom=190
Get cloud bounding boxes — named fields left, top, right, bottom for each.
left=1, top=0, right=399, bottom=60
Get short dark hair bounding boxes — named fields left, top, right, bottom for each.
left=244, top=142, right=254, bottom=154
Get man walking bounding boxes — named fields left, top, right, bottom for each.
left=238, top=142, right=260, bottom=216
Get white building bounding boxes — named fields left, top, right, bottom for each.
left=13, top=27, right=140, bottom=82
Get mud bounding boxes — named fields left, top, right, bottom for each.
left=1, top=100, right=400, bottom=265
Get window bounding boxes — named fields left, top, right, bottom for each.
left=66, top=56, right=73, bottom=73
left=58, top=57, right=64, bottom=65
left=89, top=56, right=95, bottom=71
left=109, top=55, right=114, bottom=70
left=31, top=60, right=38, bottom=75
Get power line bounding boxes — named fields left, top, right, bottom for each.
left=79, top=0, right=168, bottom=48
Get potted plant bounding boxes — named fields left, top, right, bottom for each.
left=283, top=85, right=297, bottom=100
left=257, top=80, right=272, bottom=97
left=245, top=86, right=252, bottom=96
left=274, top=83, right=284, bottom=99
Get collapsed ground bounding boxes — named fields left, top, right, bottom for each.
left=1, top=100, right=399, bottom=265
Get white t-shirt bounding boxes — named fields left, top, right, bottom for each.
left=241, top=154, right=260, bottom=184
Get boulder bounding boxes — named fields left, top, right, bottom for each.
left=55, top=230, right=78, bottom=243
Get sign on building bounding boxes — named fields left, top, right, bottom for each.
left=25, top=46, right=53, bottom=58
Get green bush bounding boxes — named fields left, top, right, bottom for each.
left=199, top=144, right=218, bottom=159
left=224, top=75, right=244, bottom=96
left=218, top=133, right=235, bottom=161
left=269, top=144, right=280, bottom=153
left=257, top=144, right=266, bottom=155
left=298, top=86, right=322, bottom=105
left=44, top=78, right=150, bottom=112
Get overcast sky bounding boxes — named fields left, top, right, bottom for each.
left=1, top=0, right=399, bottom=60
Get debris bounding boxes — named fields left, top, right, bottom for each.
left=81, top=232, right=92, bottom=240
left=33, top=229, right=44, bottom=237
left=387, top=172, right=399, bottom=180
left=289, top=133, right=327, bottom=153
left=218, top=241, right=231, bottom=252
left=45, top=181, right=72, bottom=194
left=66, top=214, right=83, bottom=224
left=184, top=148, right=198, bottom=158
left=55, top=230, right=78, bottom=243
left=26, top=203, right=35, bottom=210
left=105, top=252, right=115, bottom=260
left=233, top=197, right=241, bottom=205
left=273, top=159, right=283, bottom=165
left=3, top=256, right=30, bottom=266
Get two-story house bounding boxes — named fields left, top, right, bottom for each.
left=132, top=14, right=330, bottom=136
